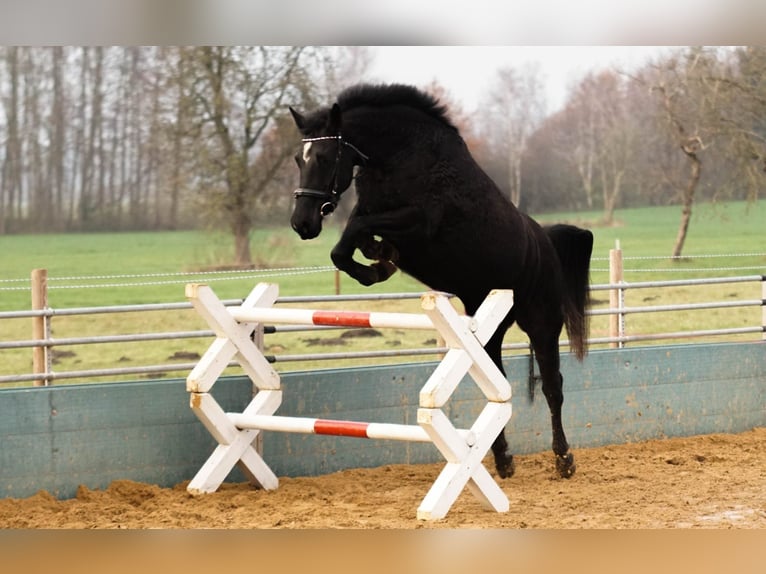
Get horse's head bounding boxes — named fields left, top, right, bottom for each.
left=289, top=103, right=367, bottom=240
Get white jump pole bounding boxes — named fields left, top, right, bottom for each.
left=227, top=413, right=477, bottom=444
left=230, top=306, right=437, bottom=330
left=185, top=282, right=514, bottom=521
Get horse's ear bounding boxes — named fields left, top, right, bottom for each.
left=289, top=106, right=306, bottom=130
left=328, top=103, right=342, bottom=131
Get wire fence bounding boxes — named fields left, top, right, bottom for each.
left=0, top=251, right=765, bottom=293
left=0, top=257, right=764, bottom=386
left=589, top=251, right=766, bottom=273
left=0, top=266, right=338, bottom=292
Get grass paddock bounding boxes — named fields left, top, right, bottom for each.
left=1, top=201, right=764, bottom=385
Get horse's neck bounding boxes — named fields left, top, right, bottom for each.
left=346, top=110, right=443, bottom=163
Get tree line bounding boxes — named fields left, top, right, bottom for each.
left=471, top=46, right=765, bottom=255
left=1, top=46, right=763, bottom=261
left=0, top=46, right=364, bottom=263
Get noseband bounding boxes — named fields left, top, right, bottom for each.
left=293, top=134, right=369, bottom=217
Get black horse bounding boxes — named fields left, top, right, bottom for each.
left=288, top=83, right=593, bottom=480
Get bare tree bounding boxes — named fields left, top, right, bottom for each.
left=22, top=49, right=48, bottom=230
left=592, top=72, right=633, bottom=224
left=164, top=47, right=193, bottom=229
left=479, top=64, right=546, bottom=207
left=0, top=46, right=363, bottom=235
left=558, top=77, right=599, bottom=211
left=641, top=48, right=731, bottom=256
left=555, top=70, right=635, bottom=223
left=653, top=82, right=705, bottom=257
left=181, top=46, right=320, bottom=266
left=2, top=47, right=23, bottom=228
left=78, top=46, right=105, bottom=227
left=49, top=47, right=67, bottom=229
left=320, top=46, right=372, bottom=100
left=710, top=47, right=766, bottom=201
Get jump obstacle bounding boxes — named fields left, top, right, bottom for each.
left=185, top=282, right=514, bottom=520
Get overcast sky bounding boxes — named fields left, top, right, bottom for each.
left=0, top=1, right=761, bottom=46
left=364, top=46, right=674, bottom=114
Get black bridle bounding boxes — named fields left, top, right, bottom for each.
left=293, top=134, right=369, bottom=217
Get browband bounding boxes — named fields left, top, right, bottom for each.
left=302, top=135, right=369, bottom=161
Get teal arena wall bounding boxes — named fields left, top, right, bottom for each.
left=1, top=341, right=763, bottom=500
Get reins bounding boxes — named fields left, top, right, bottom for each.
left=293, top=134, right=369, bottom=217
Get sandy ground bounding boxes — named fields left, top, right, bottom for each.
left=1, top=428, right=764, bottom=529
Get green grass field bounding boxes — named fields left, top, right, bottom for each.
left=1, top=200, right=764, bottom=386
left=0, top=227, right=429, bottom=310
left=538, top=200, right=766, bottom=277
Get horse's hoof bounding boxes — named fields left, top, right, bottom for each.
left=555, top=452, right=576, bottom=478
left=356, top=274, right=377, bottom=287
left=372, top=260, right=398, bottom=282
left=495, top=454, right=516, bottom=479
left=360, top=239, right=384, bottom=260
left=381, top=244, right=399, bottom=263
left=353, top=267, right=380, bottom=286
left=360, top=239, right=398, bottom=263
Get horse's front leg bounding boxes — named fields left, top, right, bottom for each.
left=329, top=227, right=395, bottom=287
left=330, top=207, right=423, bottom=287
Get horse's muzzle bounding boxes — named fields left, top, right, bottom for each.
left=291, top=213, right=323, bottom=240
left=291, top=220, right=318, bottom=240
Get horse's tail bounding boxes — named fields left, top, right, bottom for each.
left=545, top=224, right=593, bottom=361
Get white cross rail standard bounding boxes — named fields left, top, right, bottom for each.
left=184, top=282, right=514, bottom=521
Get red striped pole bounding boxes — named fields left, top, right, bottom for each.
left=313, top=419, right=370, bottom=437
left=230, top=306, right=436, bottom=330
left=227, top=413, right=476, bottom=444
left=311, top=310, right=375, bottom=328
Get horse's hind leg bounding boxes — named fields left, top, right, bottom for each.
left=530, top=334, right=576, bottom=478
left=484, top=322, right=516, bottom=479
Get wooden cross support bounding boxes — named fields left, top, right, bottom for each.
left=185, top=282, right=513, bottom=521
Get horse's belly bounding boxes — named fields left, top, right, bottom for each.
left=397, top=245, right=515, bottom=296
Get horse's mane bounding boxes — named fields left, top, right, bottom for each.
left=336, top=83, right=456, bottom=129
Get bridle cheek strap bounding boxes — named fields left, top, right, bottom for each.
left=293, top=134, right=369, bottom=218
